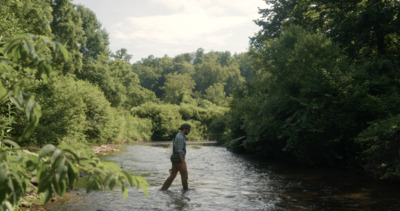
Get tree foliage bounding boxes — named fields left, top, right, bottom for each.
left=253, top=0, right=400, bottom=62
left=0, top=0, right=53, bottom=39
left=131, top=102, right=227, bottom=141
left=162, top=73, right=195, bottom=105
left=76, top=4, right=110, bottom=60
left=356, top=114, right=400, bottom=181
left=50, top=0, right=85, bottom=74
left=220, top=0, right=400, bottom=181
left=1, top=34, right=68, bottom=143
left=112, top=48, right=132, bottom=62
left=0, top=34, right=147, bottom=210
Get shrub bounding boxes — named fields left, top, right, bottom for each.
left=114, top=110, right=152, bottom=141
left=32, top=76, right=87, bottom=145
left=33, top=76, right=117, bottom=145
left=77, top=79, right=115, bottom=144
left=184, top=119, right=205, bottom=141
left=356, top=115, right=400, bottom=181
left=132, top=102, right=182, bottom=140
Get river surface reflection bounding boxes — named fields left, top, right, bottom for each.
left=43, top=142, right=400, bottom=210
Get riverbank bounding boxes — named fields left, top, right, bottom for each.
left=91, top=140, right=152, bottom=155
left=92, top=143, right=121, bottom=155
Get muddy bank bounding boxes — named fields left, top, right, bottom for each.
left=91, top=140, right=150, bottom=155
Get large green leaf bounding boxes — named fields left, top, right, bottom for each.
left=0, top=82, right=7, bottom=102
left=2, top=139, right=20, bottom=148
left=39, top=144, right=55, bottom=159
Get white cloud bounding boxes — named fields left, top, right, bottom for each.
left=151, top=0, right=262, bottom=17
left=73, top=0, right=266, bottom=61
left=105, top=0, right=266, bottom=61
left=115, top=13, right=248, bottom=47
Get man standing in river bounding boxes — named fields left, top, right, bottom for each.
left=161, top=123, right=191, bottom=191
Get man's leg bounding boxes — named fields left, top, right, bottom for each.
left=178, top=163, right=188, bottom=190
left=161, top=163, right=178, bottom=190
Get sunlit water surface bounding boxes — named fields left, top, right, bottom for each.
left=42, top=142, right=400, bottom=210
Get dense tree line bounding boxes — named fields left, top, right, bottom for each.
left=1, top=0, right=248, bottom=147
left=219, top=0, right=400, bottom=181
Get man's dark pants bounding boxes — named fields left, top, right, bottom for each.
left=161, top=162, right=188, bottom=190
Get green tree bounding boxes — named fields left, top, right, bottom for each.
left=0, top=0, right=53, bottom=39
left=112, top=48, right=132, bottom=63
left=194, top=62, right=228, bottom=93
left=204, top=83, right=228, bottom=106
left=172, top=61, right=195, bottom=76
left=193, top=48, right=204, bottom=65
left=217, top=51, right=232, bottom=67
left=356, top=114, right=400, bottom=181
left=132, top=63, right=162, bottom=92
left=33, top=76, right=120, bottom=145
left=234, top=52, right=254, bottom=79
left=32, top=76, right=87, bottom=145
left=1, top=34, right=68, bottom=144
left=224, top=65, right=245, bottom=96
left=174, top=53, right=193, bottom=63
left=162, top=73, right=195, bottom=105
left=229, top=26, right=355, bottom=165
left=76, top=58, right=123, bottom=107
left=254, top=0, right=400, bottom=61
left=131, top=102, right=183, bottom=140
left=242, top=0, right=400, bottom=178
left=108, top=58, right=157, bottom=107
left=76, top=4, right=110, bottom=60
left=134, top=55, right=175, bottom=98
left=50, top=0, right=86, bottom=74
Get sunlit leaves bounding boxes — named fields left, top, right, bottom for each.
left=0, top=34, right=68, bottom=143
left=204, top=83, right=228, bottom=106
left=2, top=34, right=68, bottom=83
left=36, top=143, right=87, bottom=199
left=0, top=81, right=8, bottom=103
left=8, top=89, right=42, bottom=142
left=0, top=143, right=31, bottom=211
left=0, top=139, right=149, bottom=209
left=39, top=144, right=56, bottom=159
left=0, top=0, right=53, bottom=38
left=84, top=160, right=149, bottom=199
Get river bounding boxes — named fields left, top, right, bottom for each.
left=42, top=142, right=400, bottom=210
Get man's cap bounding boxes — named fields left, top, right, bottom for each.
left=179, top=123, right=191, bottom=130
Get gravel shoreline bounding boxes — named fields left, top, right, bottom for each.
left=92, top=143, right=121, bottom=155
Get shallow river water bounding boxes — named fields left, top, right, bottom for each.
left=43, top=142, right=400, bottom=210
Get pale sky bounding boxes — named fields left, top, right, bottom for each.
left=72, top=0, right=266, bottom=63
